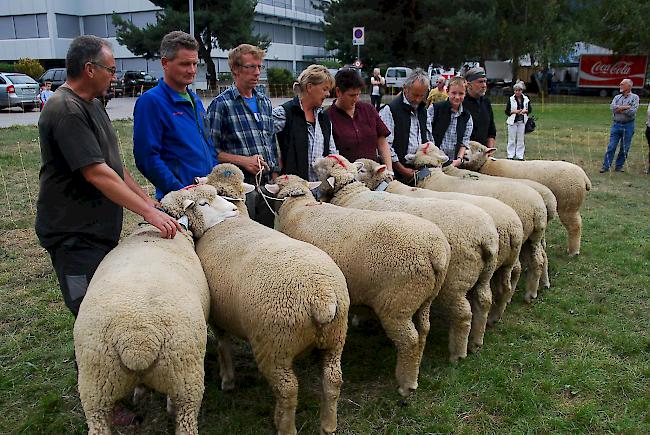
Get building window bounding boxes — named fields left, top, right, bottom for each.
left=14, top=15, right=39, bottom=39
left=37, top=14, right=49, bottom=38
left=0, top=17, right=16, bottom=40
left=83, top=15, right=108, bottom=38
left=130, top=11, right=158, bottom=28
left=56, top=14, right=81, bottom=38
left=295, top=27, right=325, bottom=47
left=254, top=21, right=292, bottom=44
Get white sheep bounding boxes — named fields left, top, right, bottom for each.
left=313, top=156, right=499, bottom=362
left=442, top=164, right=556, bottom=288
left=354, top=158, right=524, bottom=326
left=409, top=143, right=548, bottom=303
left=462, top=141, right=592, bottom=256
left=74, top=185, right=237, bottom=435
left=265, top=173, right=451, bottom=395
left=170, top=166, right=350, bottom=435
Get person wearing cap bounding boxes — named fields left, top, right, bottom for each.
left=426, top=76, right=448, bottom=107
left=462, top=66, right=496, bottom=148
left=505, top=80, right=532, bottom=160
left=379, top=68, right=430, bottom=183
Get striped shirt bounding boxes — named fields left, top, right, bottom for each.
left=426, top=103, right=473, bottom=160
left=207, top=85, right=279, bottom=172
left=380, top=94, right=425, bottom=162
left=273, top=102, right=338, bottom=182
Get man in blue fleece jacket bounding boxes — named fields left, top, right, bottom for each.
left=134, top=31, right=217, bottom=199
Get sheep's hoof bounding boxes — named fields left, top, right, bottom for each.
left=468, top=342, right=483, bottom=354
left=486, top=316, right=499, bottom=327
left=448, top=355, right=463, bottom=365
left=397, top=385, right=417, bottom=397
left=221, top=379, right=235, bottom=391
left=524, top=293, right=537, bottom=304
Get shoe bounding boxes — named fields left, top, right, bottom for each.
left=614, top=167, right=624, bottom=172
left=112, top=404, right=138, bottom=426
left=599, top=168, right=608, bottom=173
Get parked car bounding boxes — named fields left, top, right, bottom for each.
left=38, top=68, right=115, bottom=106
left=114, top=70, right=158, bottom=96
left=0, top=72, right=41, bottom=111
left=385, top=67, right=412, bottom=91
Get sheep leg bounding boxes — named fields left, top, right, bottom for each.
left=216, top=334, right=235, bottom=391
left=436, top=290, right=472, bottom=364
left=488, top=265, right=513, bottom=326
left=540, top=243, right=551, bottom=289
left=258, top=363, right=299, bottom=435
left=468, top=282, right=492, bottom=354
left=378, top=315, right=421, bottom=396
left=170, top=395, right=202, bottom=435
left=520, top=241, right=545, bottom=303
left=558, top=210, right=582, bottom=256
left=413, top=297, right=435, bottom=370
left=319, top=347, right=343, bottom=435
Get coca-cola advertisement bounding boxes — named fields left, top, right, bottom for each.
left=578, top=55, right=648, bottom=88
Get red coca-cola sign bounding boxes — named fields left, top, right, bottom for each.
left=578, top=55, right=647, bottom=88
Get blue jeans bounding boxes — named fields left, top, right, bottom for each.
left=602, top=121, right=635, bottom=170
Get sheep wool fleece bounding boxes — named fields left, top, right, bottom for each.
left=355, top=158, right=524, bottom=328
left=330, top=159, right=499, bottom=363
left=180, top=166, right=350, bottom=435
left=74, top=224, right=210, bottom=435
left=412, top=143, right=548, bottom=304
left=273, top=174, right=450, bottom=397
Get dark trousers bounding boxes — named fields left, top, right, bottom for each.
left=46, top=235, right=117, bottom=317
left=243, top=172, right=276, bottom=228
left=371, top=95, right=382, bottom=112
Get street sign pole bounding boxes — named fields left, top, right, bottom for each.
left=352, top=27, right=364, bottom=67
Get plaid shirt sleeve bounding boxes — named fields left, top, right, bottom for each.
left=379, top=105, right=399, bottom=162
left=462, top=115, right=473, bottom=147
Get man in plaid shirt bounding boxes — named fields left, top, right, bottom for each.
left=207, top=44, right=279, bottom=226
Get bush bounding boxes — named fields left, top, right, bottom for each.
left=266, top=67, right=294, bottom=97
left=14, top=58, right=44, bottom=80
left=0, top=62, right=15, bottom=73
left=217, top=72, right=232, bottom=82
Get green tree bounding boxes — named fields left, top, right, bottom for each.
left=113, top=0, right=269, bottom=89
left=14, top=58, right=44, bottom=79
left=578, top=0, right=650, bottom=54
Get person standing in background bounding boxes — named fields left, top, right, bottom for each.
left=426, top=76, right=448, bottom=107
left=646, top=102, right=650, bottom=174
left=600, top=78, right=639, bottom=173
left=505, top=81, right=531, bottom=160
left=370, top=68, right=385, bottom=111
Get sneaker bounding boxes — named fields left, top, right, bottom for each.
left=614, top=167, right=625, bottom=172
left=599, top=168, right=608, bottom=173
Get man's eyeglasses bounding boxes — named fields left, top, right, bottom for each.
left=89, top=61, right=117, bottom=75
left=239, top=64, right=266, bottom=71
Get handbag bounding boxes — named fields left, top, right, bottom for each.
left=524, top=115, right=537, bottom=134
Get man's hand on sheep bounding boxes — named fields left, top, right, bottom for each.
left=143, top=207, right=183, bottom=239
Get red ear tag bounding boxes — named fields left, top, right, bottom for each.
left=180, top=184, right=199, bottom=190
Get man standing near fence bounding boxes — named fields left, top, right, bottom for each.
left=133, top=31, right=217, bottom=199
left=207, top=44, right=279, bottom=227
left=600, top=79, right=639, bottom=173
left=36, top=35, right=180, bottom=319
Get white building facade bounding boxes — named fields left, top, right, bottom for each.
left=0, top=0, right=330, bottom=85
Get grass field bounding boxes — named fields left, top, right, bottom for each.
left=0, top=104, right=648, bottom=434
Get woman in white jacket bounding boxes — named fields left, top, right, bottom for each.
left=505, top=81, right=531, bottom=160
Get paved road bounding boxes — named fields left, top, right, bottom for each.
left=0, top=95, right=348, bottom=129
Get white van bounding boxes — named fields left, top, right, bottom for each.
left=385, top=67, right=413, bottom=90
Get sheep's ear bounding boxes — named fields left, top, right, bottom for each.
left=440, top=155, right=450, bottom=164
left=242, top=182, right=255, bottom=194
left=352, top=161, right=364, bottom=170
left=326, top=176, right=335, bottom=188
left=485, top=147, right=497, bottom=156
left=404, top=154, right=416, bottom=164
left=307, top=181, right=321, bottom=190
left=182, top=199, right=195, bottom=211
left=265, top=183, right=280, bottom=194
left=194, top=176, right=208, bottom=184
left=375, top=164, right=387, bottom=174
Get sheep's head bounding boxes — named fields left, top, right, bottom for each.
left=462, top=141, right=496, bottom=171
left=313, top=155, right=357, bottom=192
left=197, top=163, right=255, bottom=216
left=407, top=142, right=449, bottom=168
left=265, top=174, right=320, bottom=201
left=354, top=158, right=391, bottom=190
left=161, top=184, right=239, bottom=238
